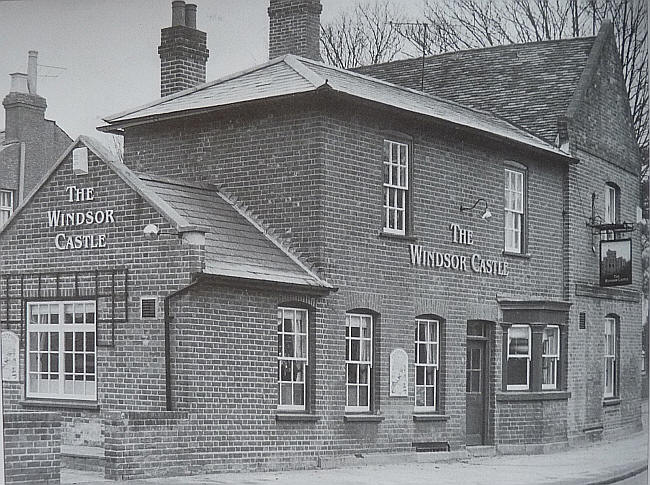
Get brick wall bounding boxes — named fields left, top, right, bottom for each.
left=495, top=399, right=568, bottom=446
left=565, top=28, right=643, bottom=442
left=104, top=411, right=192, bottom=480
left=0, top=142, right=202, bottom=446
left=4, top=411, right=61, bottom=484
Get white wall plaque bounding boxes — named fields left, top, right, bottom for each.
left=389, top=348, right=408, bottom=397
left=1, top=331, right=19, bottom=382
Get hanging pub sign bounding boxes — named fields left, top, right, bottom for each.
left=600, top=238, right=632, bottom=287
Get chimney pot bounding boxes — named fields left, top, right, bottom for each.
left=185, top=4, right=197, bottom=29
left=28, top=51, right=38, bottom=95
left=9, top=73, right=29, bottom=94
left=171, top=0, right=186, bottom=26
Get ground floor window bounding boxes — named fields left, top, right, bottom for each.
left=542, top=326, right=559, bottom=390
left=604, top=316, right=618, bottom=398
left=346, top=313, right=372, bottom=412
left=415, top=317, right=439, bottom=410
left=26, top=301, right=96, bottom=400
left=277, top=307, right=308, bottom=410
left=506, top=325, right=530, bottom=390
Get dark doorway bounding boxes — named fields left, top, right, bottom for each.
left=466, top=321, right=488, bottom=445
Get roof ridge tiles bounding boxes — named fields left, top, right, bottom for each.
left=354, top=35, right=597, bottom=71
left=134, top=172, right=222, bottom=192
left=276, top=56, right=564, bottom=149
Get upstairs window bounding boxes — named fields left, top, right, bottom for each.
left=345, top=313, right=373, bottom=412
left=383, top=140, right=409, bottom=235
left=0, top=189, right=14, bottom=226
left=604, top=183, right=620, bottom=240
left=277, top=307, right=308, bottom=411
left=504, top=167, right=526, bottom=253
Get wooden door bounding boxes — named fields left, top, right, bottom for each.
left=466, top=338, right=486, bottom=445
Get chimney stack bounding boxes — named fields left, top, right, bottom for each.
left=268, top=0, right=322, bottom=61
left=27, top=50, right=38, bottom=94
left=3, top=53, right=47, bottom=143
left=158, top=1, right=209, bottom=98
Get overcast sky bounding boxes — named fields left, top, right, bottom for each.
left=0, top=0, right=422, bottom=148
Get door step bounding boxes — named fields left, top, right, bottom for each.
left=467, top=445, right=497, bottom=457
left=61, top=445, right=105, bottom=472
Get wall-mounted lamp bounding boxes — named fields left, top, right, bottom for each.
left=460, top=198, right=492, bottom=221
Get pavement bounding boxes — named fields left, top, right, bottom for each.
left=62, top=429, right=648, bottom=485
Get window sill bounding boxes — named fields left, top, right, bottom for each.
left=344, top=413, right=385, bottom=423
left=412, top=413, right=450, bottom=422
left=496, top=391, right=571, bottom=402
left=502, top=251, right=531, bottom=259
left=603, top=397, right=621, bottom=407
left=379, top=231, right=417, bottom=243
left=20, top=399, right=100, bottom=411
left=275, top=413, right=320, bottom=422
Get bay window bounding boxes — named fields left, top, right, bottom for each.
left=542, top=326, right=560, bottom=389
left=506, top=325, right=530, bottom=390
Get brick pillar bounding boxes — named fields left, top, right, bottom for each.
left=4, top=412, right=61, bottom=484
left=268, top=0, right=322, bottom=61
left=158, top=1, right=209, bottom=98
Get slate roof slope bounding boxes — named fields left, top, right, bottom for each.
left=354, top=37, right=595, bottom=144
left=100, top=55, right=573, bottom=161
left=132, top=174, right=332, bottom=289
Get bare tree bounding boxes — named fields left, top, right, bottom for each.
left=416, top=0, right=647, bottom=153
left=110, top=134, right=124, bottom=163
left=320, top=0, right=407, bottom=68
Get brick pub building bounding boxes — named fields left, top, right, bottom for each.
left=0, top=1, right=643, bottom=480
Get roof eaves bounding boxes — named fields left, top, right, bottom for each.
left=102, top=56, right=291, bottom=124
left=215, top=189, right=333, bottom=290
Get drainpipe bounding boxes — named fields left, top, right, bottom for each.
left=163, top=276, right=201, bottom=411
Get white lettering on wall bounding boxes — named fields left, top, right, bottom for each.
left=50, top=186, right=113, bottom=250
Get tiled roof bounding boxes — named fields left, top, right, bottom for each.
left=354, top=37, right=595, bottom=144
left=100, top=55, right=573, bottom=161
left=129, top=173, right=332, bottom=290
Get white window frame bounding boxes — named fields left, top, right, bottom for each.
left=507, top=324, right=531, bottom=391
left=542, top=325, right=560, bottom=390
left=504, top=168, right=524, bottom=253
left=604, top=317, right=617, bottom=398
left=277, top=307, right=308, bottom=411
left=26, top=301, right=97, bottom=401
left=415, top=318, right=439, bottom=410
left=383, top=140, right=409, bottom=235
left=604, top=184, right=618, bottom=241
left=0, top=189, right=14, bottom=226
left=345, top=313, right=373, bottom=412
